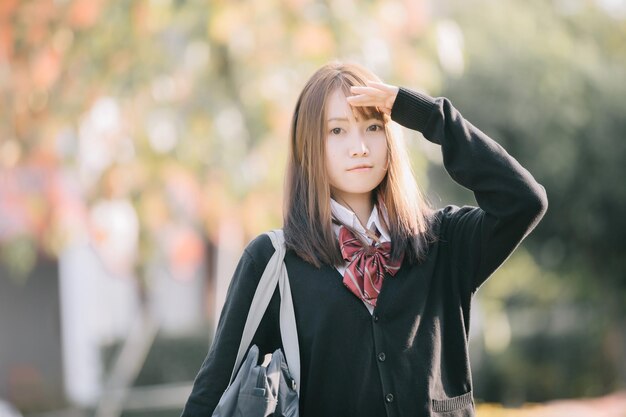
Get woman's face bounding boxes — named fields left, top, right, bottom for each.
left=325, top=88, right=388, bottom=203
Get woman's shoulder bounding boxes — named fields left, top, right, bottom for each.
left=243, top=230, right=280, bottom=267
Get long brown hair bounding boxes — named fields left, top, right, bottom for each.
left=283, top=60, right=437, bottom=268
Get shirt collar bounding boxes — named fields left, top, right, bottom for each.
left=330, top=198, right=391, bottom=243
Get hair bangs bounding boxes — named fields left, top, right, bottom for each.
left=336, top=76, right=385, bottom=123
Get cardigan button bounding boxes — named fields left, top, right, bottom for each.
left=378, top=352, right=386, bottom=362
left=385, top=393, right=394, bottom=403
left=373, top=313, right=379, bottom=322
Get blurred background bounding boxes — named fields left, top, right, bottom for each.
left=1, top=0, right=625, bottom=416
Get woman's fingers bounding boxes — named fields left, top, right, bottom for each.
left=348, top=81, right=399, bottom=112
left=365, top=80, right=398, bottom=94
left=349, top=88, right=388, bottom=106
left=347, top=87, right=386, bottom=105
left=347, top=94, right=392, bottom=110
left=350, top=85, right=387, bottom=97
left=347, top=95, right=392, bottom=115
left=346, top=94, right=382, bottom=105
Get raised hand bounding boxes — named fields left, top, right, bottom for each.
left=346, top=80, right=399, bottom=116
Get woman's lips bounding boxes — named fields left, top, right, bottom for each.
left=348, top=165, right=372, bottom=172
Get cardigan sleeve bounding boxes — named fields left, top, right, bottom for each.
left=181, top=240, right=281, bottom=416
left=390, top=87, right=548, bottom=294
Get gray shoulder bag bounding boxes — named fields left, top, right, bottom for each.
left=212, top=229, right=300, bottom=417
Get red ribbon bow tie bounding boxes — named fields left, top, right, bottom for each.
left=339, top=226, right=404, bottom=307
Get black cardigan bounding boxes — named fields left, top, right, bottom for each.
left=181, top=87, right=548, bottom=417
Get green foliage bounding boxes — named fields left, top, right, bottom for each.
left=442, top=0, right=626, bottom=293
left=437, top=0, right=626, bottom=402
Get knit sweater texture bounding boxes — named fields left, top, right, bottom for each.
left=181, top=87, right=548, bottom=417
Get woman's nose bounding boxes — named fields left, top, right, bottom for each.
left=349, top=133, right=369, bottom=156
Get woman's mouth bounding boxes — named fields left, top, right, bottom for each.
left=348, top=164, right=373, bottom=172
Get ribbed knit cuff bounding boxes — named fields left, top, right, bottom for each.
left=390, top=87, right=437, bottom=133
left=431, top=391, right=474, bottom=413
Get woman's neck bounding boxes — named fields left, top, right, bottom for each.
left=333, top=194, right=373, bottom=229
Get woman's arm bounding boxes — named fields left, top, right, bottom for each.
left=181, top=240, right=281, bottom=416
left=349, top=82, right=548, bottom=294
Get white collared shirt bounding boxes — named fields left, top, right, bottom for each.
left=330, top=198, right=391, bottom=314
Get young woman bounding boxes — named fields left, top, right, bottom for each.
left=181, top=61, right=548, bottom=417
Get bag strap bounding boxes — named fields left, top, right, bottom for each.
left=229, top=229, right=301, bottom=394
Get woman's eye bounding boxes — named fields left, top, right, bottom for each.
left=330, top=127, right=342, bottom=135
left=368, top=124, right=383, bottom=132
